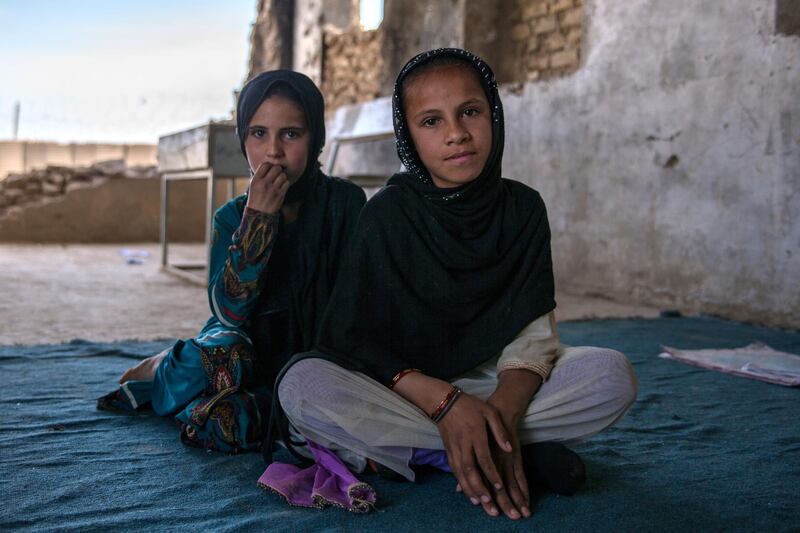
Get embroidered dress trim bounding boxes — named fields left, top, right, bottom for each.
left=256, top=480, right=376, bottom=513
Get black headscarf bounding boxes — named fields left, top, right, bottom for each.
left=312, top=48, right=556, bottom=384
left=234, top=70, right=366, bottom=384
left=236, top=70, right=325, bottom=204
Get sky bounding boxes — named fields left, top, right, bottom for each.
left=0, top=0, right=255, bottom=144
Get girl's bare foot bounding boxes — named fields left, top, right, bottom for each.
left=119, top=349, right=169, bottom=383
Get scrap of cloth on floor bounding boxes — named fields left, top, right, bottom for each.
left=257, top=440, right=376, bottom=512
left=659, top=342, right=800, bottom=386
left=1, top=317, right=799, bottom=532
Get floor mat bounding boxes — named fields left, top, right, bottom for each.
left=1, top=317, right=798, bottom=532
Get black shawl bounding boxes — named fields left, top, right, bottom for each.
left=235, top=71, right=366, bottom=385
left=312, top=48, right=556, bottom=385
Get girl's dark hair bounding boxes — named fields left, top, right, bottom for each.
left=261, top=81, right=304, bottom=111
left=400, top=55, right=477, bottom=100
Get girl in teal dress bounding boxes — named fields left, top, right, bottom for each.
left=98, top=70, right=365, bottom=453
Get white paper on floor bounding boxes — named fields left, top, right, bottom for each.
left=659, top=342, right=800, bottom=387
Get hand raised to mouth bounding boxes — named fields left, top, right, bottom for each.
left=246, top=162, right=290, bottom=215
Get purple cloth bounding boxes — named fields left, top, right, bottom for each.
left=258, top=441, right=376, bottom=513
left=410, top=448, right=452, bottom=472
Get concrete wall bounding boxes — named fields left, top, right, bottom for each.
left=243, top=0, right=800, bottom=326
left=293, top=0, right=325, bottom=85
left=262, top=0, right=584, bottom=110
left=0, top=141, right=156, bottom=181
left=317, top=0, right=799, bottom=328
left=499, top=0, right=799, bottom=327
left=248, top=0, right=294, bottom=77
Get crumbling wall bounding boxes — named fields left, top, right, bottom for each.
left=0, top=141, right=156, bottom=181
left=499, top=0, right=800, bottom=328
left=315, top=0, right=472, bottom=111
left=508, top=0, right=584, bottom=82
left=0, top=161, right=238, bottom=243
left=248, top=0, right=294, bottom=78
left=312, top=0, right=586, bottom=111
left=379, top=0, right=466, bottom=86
left=0, top=161, right=156, bottom=219
left=322, top=28, right=384, bottom=110
left=294, top=0, right=325, bottom=85
left=462, top=0, right=584, bottom=84
left=249, top=0, right=799, bottom=327
left=0, top=162, right=164, bottom=242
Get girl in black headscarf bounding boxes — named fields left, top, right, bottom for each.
left=98, top=71, right=366, bottom=453
left=274, top=49, right=637, bottom=519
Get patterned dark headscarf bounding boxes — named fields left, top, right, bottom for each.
left=392, top=48, right=504, bottom=201
left=236, top=70, right=325, bottom=203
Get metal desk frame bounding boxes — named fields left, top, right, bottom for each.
left=159, top=169, right=245, bottom=286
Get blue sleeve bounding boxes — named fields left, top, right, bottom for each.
left=207, top=200, right=279, bottom=327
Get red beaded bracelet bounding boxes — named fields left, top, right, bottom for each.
left=389, top=368, right=421, bottom=389
left=429, top=385, right=462, bottom=423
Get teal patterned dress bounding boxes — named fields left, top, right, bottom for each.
left=99, top=176, right=365, bottom=454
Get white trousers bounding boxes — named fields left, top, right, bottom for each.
left=278, top=346, right=638, bottom=480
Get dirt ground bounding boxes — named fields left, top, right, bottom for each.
left=0, top=243, right=659, bottom=346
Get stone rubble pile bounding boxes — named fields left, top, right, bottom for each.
left=0, top=160, right=157, bottom=220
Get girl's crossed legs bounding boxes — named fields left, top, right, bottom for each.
left=278, top=346, right=637, bottom=480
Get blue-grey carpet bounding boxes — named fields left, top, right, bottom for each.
left=1, top=317, right=798, bottom=532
